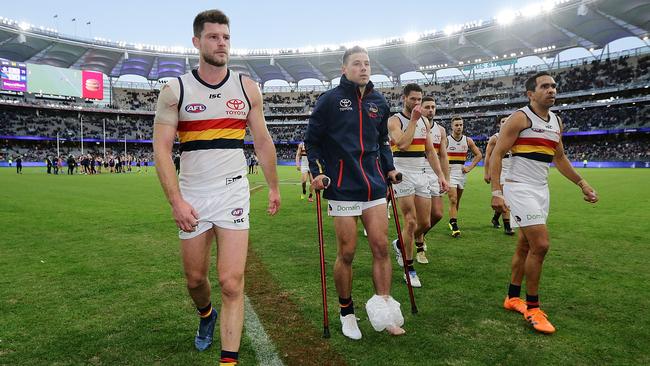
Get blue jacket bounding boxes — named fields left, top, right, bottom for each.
left=305, top=75, right=395, bottom=201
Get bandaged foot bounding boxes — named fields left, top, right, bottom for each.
left=366, top=294, right=405, bottom=334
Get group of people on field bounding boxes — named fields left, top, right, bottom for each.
left=152, top=9, right=599, bottom=365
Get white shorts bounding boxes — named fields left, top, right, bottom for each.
left=392, top=169, right=431, bottom=198
left=426, top=172, right=443, bottom=197
left=504, top=182, right=549, bottom=227
left=449, top=168, right=467, bottom=189
left=179, top=177, right=250, bottom=239
left=300, top=163, right=310, bottom=174
left=328, top=198, right=386, bottom=217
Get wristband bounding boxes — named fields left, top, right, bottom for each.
left=577, top=179, right=588, bottom=188
left=492, top=190, right=503, bottom=197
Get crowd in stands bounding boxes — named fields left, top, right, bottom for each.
left=2, top=53, right=650, bottom=164
left=564, top=135, right=649, bottom=161
left=112, top=88, right=158, bottom=111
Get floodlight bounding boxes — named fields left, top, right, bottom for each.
left=404, top=32, right=419, bottom=44
left=497, top=10, right=516, bottom=25
left=522, top=4, right=542, bottom=18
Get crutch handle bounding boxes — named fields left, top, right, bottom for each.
left=322, top=176, right=330, bottom=188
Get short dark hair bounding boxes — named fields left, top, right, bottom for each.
left=403, top=83, right=423, bottom=96
left=525, top=71, right=551, bottom=92
left=342, top=46, right=368, bottom=65
left=451, top=115, right=463, bottom=123
left=193, top=9, right=230, bottom=38
left=422, top=96, right=435, bottom=103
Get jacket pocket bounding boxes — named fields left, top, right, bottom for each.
left=337, top=159, right=344, bottom=188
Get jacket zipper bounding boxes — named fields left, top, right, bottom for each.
left=358, top=95, right=372, bottom=201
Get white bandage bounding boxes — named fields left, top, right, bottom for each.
left=365, top=294, right=404, bottom=332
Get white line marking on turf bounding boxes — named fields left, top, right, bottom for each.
left=244, top=295, right=285, bottom=366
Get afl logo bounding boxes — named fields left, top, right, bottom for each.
left=226, top=99, right=246, bottom=110
left=185, top=103, right=206, bottom=113
left=231, top=208, right=244, bottom=217
left=340, top=99, right=352, bottom=108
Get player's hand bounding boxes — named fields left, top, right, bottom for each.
left=312, top=174, right=330, bottom=191
left=296, top=165, right=300, bottom=171
left=171, top=199, right=200, bottom=232
left=410, top=105, right=422, bottom=122
left=581, top=184, right=598, bottom=203
left=387, top=170, right=402, bottom=184
left=439, top=177, right=450, bottom=194
left=462, top=166, right=471, bottom=174
left=268, top=187, right=281, bottom=215
left=484, top=174, right=491, bottom=184
left=491, top=195, right=508, bottom=214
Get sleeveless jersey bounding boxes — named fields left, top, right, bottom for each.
left=424, top=121, right=443, bottom=174
left=298, top=142, right=308, bottom=165
left=493, top=132, right=512, bottom=172
left=391, top=112, right=429, bottom=170
left=176, top=69, right=251, bottom=195
left=447, top=135, right=468, bottom=172
left=506, top=105, right=561, bottom=185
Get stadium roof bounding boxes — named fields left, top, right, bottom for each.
left=1, top=0, right=649, bottom=83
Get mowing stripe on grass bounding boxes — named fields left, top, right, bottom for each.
left=244, top=295, right=285, bottom=366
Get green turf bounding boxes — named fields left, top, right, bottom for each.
left=1, top=166, right=649, bottom=365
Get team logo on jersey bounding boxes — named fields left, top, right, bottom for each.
left=185, top=103, right=206, bottom=113
left=532, top=128, right=546, bottom=133
left=231, top=208, right=244, bottom=217
left=339, top=99, right=353, bottom=111
left=449, top=146, right=456, bottom=151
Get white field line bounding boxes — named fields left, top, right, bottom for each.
left=245, top=187, right=285, bottom=365
left=243, top=295, right=285, bottom=365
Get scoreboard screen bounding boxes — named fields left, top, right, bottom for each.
left=0, top=60, right=27, bottom=92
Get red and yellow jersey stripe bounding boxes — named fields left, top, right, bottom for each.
left=447, top=151, right=467, bottom=164
left=511, top=137, right=558, bottom=163
left=177, top=118, right=247, bottom=151
left=391, top=138, right=426, bottom=157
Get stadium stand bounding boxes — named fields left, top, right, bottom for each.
left=1, top=1, right=649, bottom=166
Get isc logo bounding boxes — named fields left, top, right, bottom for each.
left=185, top=103, right=207, bottom=113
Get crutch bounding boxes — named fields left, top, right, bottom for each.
left=387, top=173, right=418, bottom=314
left=316, top=176, right=331, bottom=338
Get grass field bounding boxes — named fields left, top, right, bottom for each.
left=1, top=166, right=649, bottom=365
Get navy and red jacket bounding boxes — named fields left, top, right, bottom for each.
left=305, top=74, right=395, bottom=201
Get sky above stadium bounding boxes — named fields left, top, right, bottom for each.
left=2, top=0, right=570, bottom=49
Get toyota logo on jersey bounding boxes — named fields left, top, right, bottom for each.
left=185, top=103, right=206, bottom=113
left=227, top=99, right=245, bottom=110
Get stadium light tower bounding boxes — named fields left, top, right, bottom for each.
left=496, top=9, right=516, bottom=25
left=404, top=32, right=419, bottom=44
